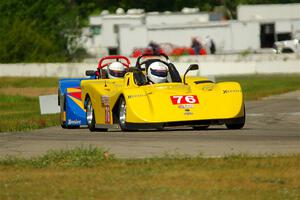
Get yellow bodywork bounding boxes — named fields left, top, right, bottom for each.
left=81, top=73, right=244, bottom=126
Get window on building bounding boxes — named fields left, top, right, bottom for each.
left=91, top=25, right=101, bottom=35
left=114, top=25, right=119, bottom=34
left=277, top=33, right=292, bottom=41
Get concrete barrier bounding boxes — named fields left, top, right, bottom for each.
left=1, top=54, right=299, bottom=77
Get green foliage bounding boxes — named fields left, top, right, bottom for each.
left=0, top=0, right=86, bottom=62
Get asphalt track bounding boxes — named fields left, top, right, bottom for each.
left=1, top=91, right=300, bottom=158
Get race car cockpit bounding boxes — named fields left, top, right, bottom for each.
left=134, top=53, right=182, bottom=85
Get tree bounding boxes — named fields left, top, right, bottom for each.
left=0, top=0, right=85, bottom=62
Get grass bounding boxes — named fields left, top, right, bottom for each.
left=0, top=94, right=59, bottom=132
left=0, top=146, right=112, bottom=168
left=0, top=77, right=58, bottom=88
left=0, top=77, right=59, bottom=132
left=217, top=74, right=300, bottom=100
left=0, top=147, right=300, bottom=199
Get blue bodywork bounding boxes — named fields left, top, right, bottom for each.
left=58, top=76, right=95, bottom=128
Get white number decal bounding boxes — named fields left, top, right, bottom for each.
left=170, top=95, right=199, bottom=104
left=173, top=95, right=183, bottom=104
left=185, top=96, right=196, bottom=104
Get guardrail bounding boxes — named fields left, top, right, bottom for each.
left=1, top=54, right=299, bottom=77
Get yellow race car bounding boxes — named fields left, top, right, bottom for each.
left=81, top=53, right=245, bottom=131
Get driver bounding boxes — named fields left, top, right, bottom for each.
left=147, top=61, right=168, bottom=84
left=107, top=61, right=126, bottom=79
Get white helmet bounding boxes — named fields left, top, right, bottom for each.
left=107, top=62, right=126, bottom=79
left=147, top=62, right=168, bottom=84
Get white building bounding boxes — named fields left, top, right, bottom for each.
left=81, top=13, right=144, bottom=56
left=81, top=4, right=300, bottom=57
left=237, top=3, right=300, bottom=49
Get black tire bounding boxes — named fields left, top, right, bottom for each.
left=60, top=94, right=67, bottom=129
left=193, top=125, right=209, bottom=130
left=225, top=107, right=246, bottom=130
left=59, top=94, right=81, bottom=129
left=86, top=98, right=107, bottom=132
left=61, top=123, right=67, bottom=129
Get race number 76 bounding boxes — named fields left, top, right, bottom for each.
left=170, top=95, right=199, bottom=104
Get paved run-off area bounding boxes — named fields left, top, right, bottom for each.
left=0, top=91, right=300, bottom=159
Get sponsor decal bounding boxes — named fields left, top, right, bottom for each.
left=68, top=95, right=85, bottom=111
left=184, top=111, right=193, bottom=115
left=170, top=95, right=199, bottom=105
left=68, top=119, right=81, bottom=125
left=102, top=95, right=110, bottom=106
left=128, top=94, right=147, bottom=99
left=178, top=104, right=194, bottom=109
left=69, top=92, right=82, bottom=100
left=222, top=89, right=241, bottom=94
left=68, top=87, right=82, bottom=100
left=105, top=105, right=111, bottom=124
left=202, top=85, right=214, bottom=91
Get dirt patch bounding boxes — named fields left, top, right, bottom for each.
left=0, top=87, right=57, bottom=97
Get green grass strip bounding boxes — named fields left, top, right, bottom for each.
left=0, top=77, right=59, bottom=88
left=1, top=147, right=300, bottom=200
left=0, top=94, right=59, bottom=132
left=217, top=74, right=300, bottom=100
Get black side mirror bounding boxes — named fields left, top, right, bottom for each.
left=133, top=70, right=147, bottom=86
left=183, top=64, right=199, bottom=84
left=188, top=64, right=199, bottom=71
left=86, top=70, right=96, bottom=76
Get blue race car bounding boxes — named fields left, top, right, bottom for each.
left=58, top=55, right=131, bottom=128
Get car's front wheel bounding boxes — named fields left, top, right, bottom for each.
left=119, top=97, right=127, bottom=131
left=86, top=98, right=107, bottom=132
left=119, top=97, right=134, bottom=131
left=225, top=108, right=246, bottom=130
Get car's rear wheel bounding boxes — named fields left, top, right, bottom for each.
left=86, top=98, right=107, bottom=132
left=61, top=123, right=67, bottom=129
left=225, top=107, right=246, bottom=130
left=60, top=94, right=67, bottom=129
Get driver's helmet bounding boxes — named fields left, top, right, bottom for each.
left=107, top=61, right=126, bottom=79
left=147, top=62, right=168, bottom=84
